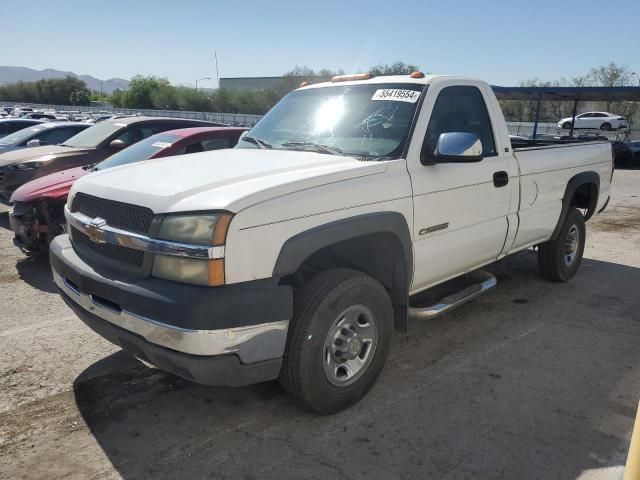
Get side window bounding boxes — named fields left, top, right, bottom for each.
left=202, top=138, right=230, bottom=151
left=184, top=141, right=205, bottom=154
left=7, top=123, right=25, bottom=134
left=36, top=128, right=78, bottom=145
left=592, top=113, right=606, bottom=118
left=115, top=126, right=147, bottom=146
left=579, top=113, right=592, bottom=118
left=422, top=86, right=496, bottom=158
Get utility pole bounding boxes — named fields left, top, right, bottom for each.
left=214, top=51, right=219, bottom=87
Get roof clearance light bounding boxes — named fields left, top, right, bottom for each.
left=331, top=73, right=373, bottom=83
left=299, top=81, right=312, bottom=87
left=410, top=71, right=425, bottom=78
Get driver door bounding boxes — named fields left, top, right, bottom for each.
left=407, top=82, right=511, bottom=293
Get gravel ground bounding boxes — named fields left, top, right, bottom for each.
left=1, top=170, right=639, bottom=480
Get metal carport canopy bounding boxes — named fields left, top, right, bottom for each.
left=491, top=86, right=640, bottom=102
left=490, top=86, right=640, bottom=137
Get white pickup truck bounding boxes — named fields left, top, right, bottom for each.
left=50, top=73, right=613, bottom=414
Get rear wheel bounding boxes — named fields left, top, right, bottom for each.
left=280, top=268, right=393, bottom=414
left=562, top=122, right=573, bottom=130
left=600, top=122, right=612, bottom=131
left=538, top=208, right=586, bottom=282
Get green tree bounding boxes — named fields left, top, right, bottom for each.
left=121, top=75, right=171, bottom=109
left=0, top=75, right=91, bottom=105
left=151, top=84, right=180, bottom=110
left=69, top=88, right=91, bottom=106
left=370, top=62, right=419, bottom=76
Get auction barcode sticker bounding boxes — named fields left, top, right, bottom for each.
left=151, top=141, right=172, bottom=148
left=371, top=89, right=421, bottom=103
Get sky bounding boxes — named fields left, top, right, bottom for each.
left=1, top=0, right=639, bottom=88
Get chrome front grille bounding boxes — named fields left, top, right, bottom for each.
left=70, top=193, right=154, bottom=234
left=73, top=228, right=145, bottom=267
left=69, top=193, right=154, bottom=271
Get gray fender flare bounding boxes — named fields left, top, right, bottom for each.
left=273, top=212, right=413, bottom=330
left=551, top=171, right=600, bottom=240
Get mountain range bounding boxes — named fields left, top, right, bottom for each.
left=0, top=66, right=129, bottom=94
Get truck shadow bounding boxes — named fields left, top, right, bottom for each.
left=14, top=255, right=56, bottom=293
left=72, top=252, right=640, bottom=480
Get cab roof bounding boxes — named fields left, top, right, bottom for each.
left=297, top=74, right=451, bottom=90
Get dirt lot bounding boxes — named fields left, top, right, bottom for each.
left=1, top=171, right=639, bottom=480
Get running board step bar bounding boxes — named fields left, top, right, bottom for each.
left=408, top=270, right=497, bottom=320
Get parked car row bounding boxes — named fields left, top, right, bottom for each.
left=0, top=116, right=245, bottom=250
left=1, top=105, right=144, bottom=123
left=9, top=125, right=246, bottom=251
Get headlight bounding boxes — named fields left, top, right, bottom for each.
left=152, top=213, right=231, bottom=286
left=11, top=161, right=48, bottom=170
left=157, top=214, right=231, bottom=245
left=10, top=154, right=56, bottom=171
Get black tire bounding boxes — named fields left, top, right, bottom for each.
left=562, top=122, right=573, bottom=130
left=600, top=122, right=612, bottom=131
left=280, top=268, right=393, bottom=414
left=538, top=208, right=586, bottom=282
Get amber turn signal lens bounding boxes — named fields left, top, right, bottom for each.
left=213, top=214, right=233, bottom=245
left=410, top=71, right=425, bottom=78
left=299, top=81, right=311, bottom=87
left=208, top=259, right=225, bottom=286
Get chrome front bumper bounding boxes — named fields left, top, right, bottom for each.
left=52, top=269, right=289, bottom=364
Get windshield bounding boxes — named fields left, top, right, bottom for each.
left=236, top=83, right=425, bottom=159
left=94, top=133, right=180, bottom=171
left=62, top=121, right=125, bottom=149
left=0, top=126, right=43, bottom=145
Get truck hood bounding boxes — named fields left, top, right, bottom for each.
left=0, top=145, right=90, bottom=167
left=71, top=148, right=388, bottom=214
left=10, top=166, right=89, bottom=203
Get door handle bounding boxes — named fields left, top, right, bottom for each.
left=493, top=171, right=509, bottom=188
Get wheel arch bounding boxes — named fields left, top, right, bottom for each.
left=551, top=171, right=599, bottom=240
left=273, top=212, right=413, bottom=331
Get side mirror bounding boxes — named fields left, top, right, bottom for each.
left=423, top=132, right=484, bottom=164
left=108, top=139, right=127, bottom=151
left=26, top=139, right=41, bottom=147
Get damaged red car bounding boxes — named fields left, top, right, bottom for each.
left=9, top=126, right=247, bottom=253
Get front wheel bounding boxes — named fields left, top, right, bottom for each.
left=600, top=122, right=612, bottom=131
left=562, top=122, right=573, bottom=130
left=280, top=268, right=393, bottom=414
left=538, top=208, right=586, bottom=282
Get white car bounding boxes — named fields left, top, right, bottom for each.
left=52, top=73, right=614, bottom=413
left=558, top=112, right=628, bottom=131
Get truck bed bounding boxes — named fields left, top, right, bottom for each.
left=510, top=137, right=610, bottom=150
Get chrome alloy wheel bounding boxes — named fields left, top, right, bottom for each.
left=323, top=304, right=378, bottom=386
left=564, top=224, right=580, bottom=266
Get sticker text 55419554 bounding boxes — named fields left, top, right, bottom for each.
left=371, top=89, right=421, bottom=103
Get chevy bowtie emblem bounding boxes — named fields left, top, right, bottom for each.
left=84, top=217, right=107, bottom=243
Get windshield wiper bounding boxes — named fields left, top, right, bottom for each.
left=241, top=136, right=272, bottom=149
left=281, top=141, right=343, bottom=156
